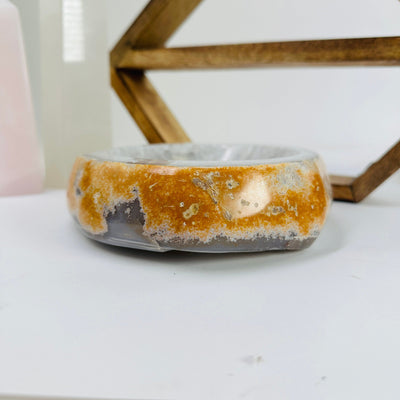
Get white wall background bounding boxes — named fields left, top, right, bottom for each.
left=107, top=0, right=400, bottom=177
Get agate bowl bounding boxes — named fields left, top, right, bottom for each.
left=67, top=144, right=331, bottom=252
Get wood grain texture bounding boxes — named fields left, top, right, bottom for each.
left=111, top=0, right=203, bottom=67
left=111, top=68, right=190, bottom=143
left=330, top=140, right=400, bottom=202
left=351, top=140, right=400, bottom=202
left=330, top=175, right=356, bottom=202
left=119, top=37, right=400, bottom=70
left=110, top=0, right=199, bottom=143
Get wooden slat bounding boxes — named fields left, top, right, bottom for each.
left=111, top=0, right=203, bottom=67
left=111, top=68, right=190, bottom=143
left=330, top=175, right=355, bottom=202
left=329, top=140, right=400, bottom=202
left=110, top=0, right=199, bottom=143
left=119, top=37, right=400, bottom=70
left=111, top=68, right=164, bottom=143
left=351, top=140, right=400, bottom=202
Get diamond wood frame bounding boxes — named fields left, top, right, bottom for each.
left=110, top=0, right=400, bottom=202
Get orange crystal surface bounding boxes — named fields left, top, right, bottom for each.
left=67, top=156, right=330, bottom=245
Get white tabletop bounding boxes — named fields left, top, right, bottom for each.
left=1, top=178, right=400, bottom=400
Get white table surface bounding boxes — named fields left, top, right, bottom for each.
left=1, top=178, right=400, bottom=400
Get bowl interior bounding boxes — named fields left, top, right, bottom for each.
left=87, top=143, right=317, bottom=167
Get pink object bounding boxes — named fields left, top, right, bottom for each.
left=0, top=0, right=44, bottom=196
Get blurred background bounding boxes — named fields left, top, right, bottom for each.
left=13, top=0, right=400, bottom=186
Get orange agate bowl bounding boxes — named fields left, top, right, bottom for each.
left=67, top=144, right=331, bottom=252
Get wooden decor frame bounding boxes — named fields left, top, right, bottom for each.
left=110, top=0, right=400, bottom=202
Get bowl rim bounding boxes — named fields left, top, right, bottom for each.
left=85, top=143, right=319, bottom=167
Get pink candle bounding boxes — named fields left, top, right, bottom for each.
left=0, top=0, right=44, bottom=196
